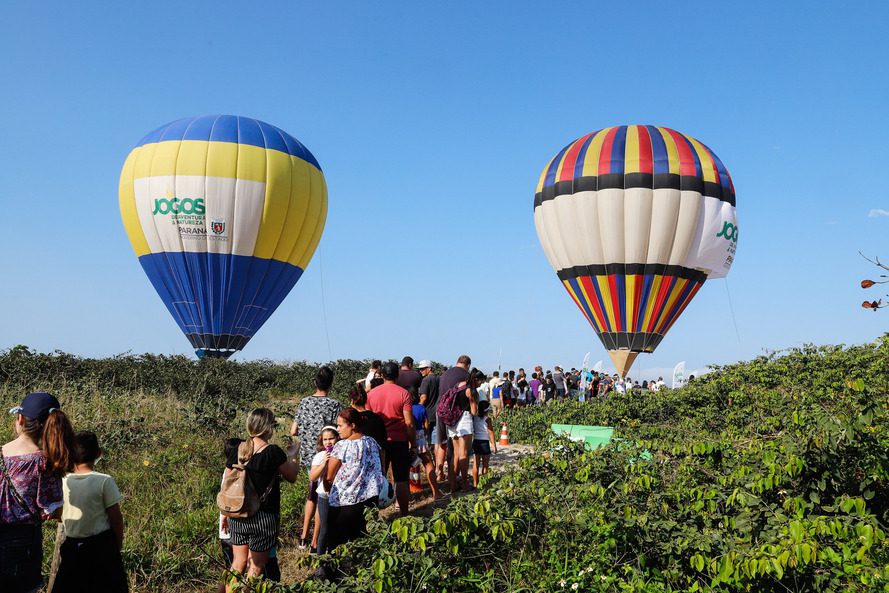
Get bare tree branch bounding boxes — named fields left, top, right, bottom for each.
left=859, top=251, right=889, bottom=273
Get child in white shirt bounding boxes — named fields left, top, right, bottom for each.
left=52, top=431, right=126, bottom=593
left=309, top=426, right=340, bottom=554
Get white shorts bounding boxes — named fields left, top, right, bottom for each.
left=446, top=411, right=474, bottom=438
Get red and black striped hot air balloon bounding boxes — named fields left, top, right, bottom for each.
left=534, top=125, right=738, bottom=377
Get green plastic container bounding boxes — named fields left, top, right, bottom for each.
left=550, top=424, right=614, bottom=449
left=550, top=423, right=652, bottom=459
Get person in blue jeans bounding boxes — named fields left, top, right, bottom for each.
left=309, top=427, right=340, bottom=554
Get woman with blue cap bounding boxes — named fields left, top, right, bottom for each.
left=1, top=392, right=75, bottom=593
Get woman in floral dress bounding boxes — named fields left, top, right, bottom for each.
left=322, top=408, right=384, bottom=552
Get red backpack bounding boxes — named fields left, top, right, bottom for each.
left=437, top=381, right=467, bottom=427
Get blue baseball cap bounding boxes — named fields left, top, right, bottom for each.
left=9, top=392, right=61, bottom=421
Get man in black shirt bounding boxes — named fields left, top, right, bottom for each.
left=435, top=355, right=471, bottom=482
left=396, top=356, right=422, bottom=394
left=417, top=360, right=440, bottom=477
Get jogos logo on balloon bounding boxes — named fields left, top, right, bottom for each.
left=151, top=197, right=206, bottom=215
left=717, top=221, right=738, bottom=243
left=119, top=115, right=327, bottom=358
left=151, top=196, right=211, bottom=237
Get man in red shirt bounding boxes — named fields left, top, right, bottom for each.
left=367, top=362, right=416, bottom=516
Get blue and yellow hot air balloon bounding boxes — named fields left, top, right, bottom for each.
left=119, top=115, right=327, bottom=358
left=534, top=125, right=737, bottom=376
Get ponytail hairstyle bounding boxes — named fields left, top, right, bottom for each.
left=350, top=382, right=368, bottom=407
left=246, top=408, right=276, bottom=440
left=467, top=368, right=487, bottom=392
left=22, top=410, right=75, bottom=476
left=339, top=407, right=365, bottom=434
left=237, top=439, right=255, bottom=465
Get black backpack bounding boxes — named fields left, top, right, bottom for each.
left=501, top=380, right=513, bottom=401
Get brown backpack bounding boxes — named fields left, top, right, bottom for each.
left=217, top=441, right=276, bottom=519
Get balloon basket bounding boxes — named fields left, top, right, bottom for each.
left=196, top=349, right=237, bottom=360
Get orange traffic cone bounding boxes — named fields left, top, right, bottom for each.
left=498, top=422, right=510, bottom=446
left=409, top=456, right=423, bottom=493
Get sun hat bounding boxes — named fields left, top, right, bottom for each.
left=9, top=391, right=61, bottom=421
left=417, top=360, right=433, bottom=369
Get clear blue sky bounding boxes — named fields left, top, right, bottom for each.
left=1, top=2, right=887, bottom=380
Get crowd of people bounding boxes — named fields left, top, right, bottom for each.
left=219, top=355, right=684, bottom=585
left=482, top=365, right=681, bottom=408
left=0, top=355, right=682, bottom=591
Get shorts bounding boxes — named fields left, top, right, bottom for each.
left=223, top=539, right=280, bottom=579
left=228, top=510, right=279, bottom=552
left=446, top=411, right=473, bottom=439
left=416, top=429, right=428, bottom=454
left=431, top=417, right=448, bottom=446
left=307, top=479, right=319, bottom=504
left=472, top=440, right=492, bottom=456
left=491, top=398, right=503, bottom=411
left=384, top=440, right=411, bottom=482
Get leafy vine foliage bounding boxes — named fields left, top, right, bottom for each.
left=2, top=341, right=888, bottom=592
left=0, top=347, right=367, bottom=431
left=292, top=340, right=889, bottom=593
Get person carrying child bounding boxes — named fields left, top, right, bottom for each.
left=308, top=426, right=339, bottom=554
left=472, top=401, right=495, bottom=488
left=51, top=431, right=127, bottom=593
left=500, top=374, right=514, bottom=409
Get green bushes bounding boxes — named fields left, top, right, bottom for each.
left=291, top=433, right=889, bottom=592
left=285, top=339, right=889, bottom=593
left=0, top=347, right=375, bottom=592
left=0, top=346, right=373, bottom=410
left=3, top=340, right=888, bottom=591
